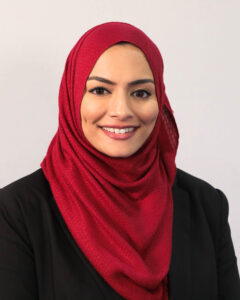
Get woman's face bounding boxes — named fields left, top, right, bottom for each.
left=80, top=43, right=159, bottom=157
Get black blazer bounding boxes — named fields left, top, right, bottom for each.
left=0, top=168, right=239, bottom=300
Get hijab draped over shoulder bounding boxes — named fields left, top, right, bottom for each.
left=41, top=21, right=179, bottom=300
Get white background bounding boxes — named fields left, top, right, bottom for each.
left=0, top=1, right=239, bottom=269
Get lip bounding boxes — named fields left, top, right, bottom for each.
left=99, top=125, right=139, bottom=129
left=100, top=126, right=138, bottom=140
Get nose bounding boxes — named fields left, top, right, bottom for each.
left=108, top=91, right=133, bottom=120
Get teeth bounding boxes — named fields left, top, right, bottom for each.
left=102, top=127, right=135, bottom=134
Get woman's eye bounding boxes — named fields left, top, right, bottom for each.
left=89, top=87, right=109, bottom=95
left=132, top=89, right=151, bottom=99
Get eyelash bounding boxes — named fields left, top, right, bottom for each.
left=88, top=87, right=151, bottom=99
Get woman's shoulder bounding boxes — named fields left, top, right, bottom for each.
left=0, top=168, right=52, bottom=254
left=176, top=167, right=217, bottom=189
left=175, top=167, right=226, bottom=198
left=0, top=168, right=51, bottom=217
left=174, top=167, right=229, bottom=227
left=1, top=167, right=49, bottom=193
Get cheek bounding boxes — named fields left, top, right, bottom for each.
left=137, top=102, right=159, bottom=124
left=80, top=98, right=105, bottom=123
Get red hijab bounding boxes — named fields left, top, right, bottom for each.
left=41, top=21, right=179, bottom=300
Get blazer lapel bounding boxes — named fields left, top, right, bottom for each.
left=167, top=178, right=191, bottom=300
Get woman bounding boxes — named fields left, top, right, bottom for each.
left=0, top=21, right=239, bottom=300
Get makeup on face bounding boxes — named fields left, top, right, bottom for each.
left=80, top=43, right=159, bottom=158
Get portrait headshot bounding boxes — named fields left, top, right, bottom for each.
left=0, top=1, right=239, bottom=299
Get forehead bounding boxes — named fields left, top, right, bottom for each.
left=88, top=43, right=154, bottom=78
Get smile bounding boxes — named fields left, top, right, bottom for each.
left=102, top=127, right=135, bottom=134
left=100, top=126, right=138, bottom=140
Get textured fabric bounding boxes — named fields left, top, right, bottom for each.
left=1, top=168, right=240, bottom=300
left=40, top=21, right=179, bottom=300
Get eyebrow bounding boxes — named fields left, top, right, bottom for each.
left=87, top=76, right=155, bottom=86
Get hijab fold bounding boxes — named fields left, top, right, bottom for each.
left=41, top=21, right=179, bottom=300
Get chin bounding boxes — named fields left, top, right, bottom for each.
left=101, top=148, right=137, bottom=158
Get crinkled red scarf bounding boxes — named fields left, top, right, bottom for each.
left=41, top=21, right=179, bottom=300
